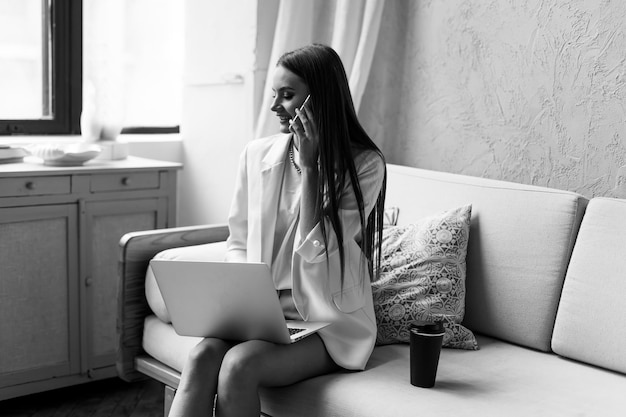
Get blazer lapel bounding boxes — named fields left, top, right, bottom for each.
left=257, top=134, right=291, bottom=265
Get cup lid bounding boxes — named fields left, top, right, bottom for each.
left=410, top=321, right=444, bottom=334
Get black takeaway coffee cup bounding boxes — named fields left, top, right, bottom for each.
left=409, top=321, right=445, bottom=388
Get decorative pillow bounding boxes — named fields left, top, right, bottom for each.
left=372, top=204, right=478, bottom=350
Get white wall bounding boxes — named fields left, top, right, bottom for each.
left=177, top=0, right=258, bottom=226
left=359, top=0, right=626, bottom=198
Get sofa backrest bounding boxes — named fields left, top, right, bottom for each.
left=552, top=197, right=626, bottom=374
left=385, top=164, right=587, bottom=351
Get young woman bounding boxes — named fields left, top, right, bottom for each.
left=168, top=43, right=386, bottom=417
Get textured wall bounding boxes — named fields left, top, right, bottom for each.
left=360, top=0, right=626, bottom=198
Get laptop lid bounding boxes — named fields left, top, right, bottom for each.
left=150, top=259, right=329, bottom=344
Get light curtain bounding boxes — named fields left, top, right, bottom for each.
left=254, top=0, right=386, bottom=139
left=82, top=0, right=127, bottom=141
left=82, top=0, right=183, bottom=140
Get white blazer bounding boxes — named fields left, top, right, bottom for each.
left=226, top=133, right=385, bottom=370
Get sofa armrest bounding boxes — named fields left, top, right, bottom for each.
left=116, top=223, right=230, bottom=381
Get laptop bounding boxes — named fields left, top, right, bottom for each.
left=150, top=259, right=330, bottom=344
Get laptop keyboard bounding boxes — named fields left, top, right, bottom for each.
left=288, top=327, right=306, bottom=336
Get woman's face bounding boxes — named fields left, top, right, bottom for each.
left=271, top=65, right=309, bottom=134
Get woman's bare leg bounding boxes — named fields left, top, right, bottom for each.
left=215, top=334, right=338, bottom=417
left=168, top=338, right=234, bottom=417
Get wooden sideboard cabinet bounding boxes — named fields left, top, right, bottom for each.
left=0, top=156, right=181, bottom=400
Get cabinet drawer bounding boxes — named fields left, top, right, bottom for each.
left=0, top=176, right=71, bottom=197
left=90, top=172, right=160, bottom=192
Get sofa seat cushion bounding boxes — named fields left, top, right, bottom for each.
left=142, top=316, right=626, bottom=416
left=552, top=197, right=626, bottom=374
left=143, top=315, right=202, bottom=372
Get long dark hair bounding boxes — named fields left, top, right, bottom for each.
left=277, top=43, right=386, bottom=285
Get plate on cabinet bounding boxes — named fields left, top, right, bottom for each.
left=28, top=143, right=102, bottom=166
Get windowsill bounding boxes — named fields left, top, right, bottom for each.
left=2, top=133, right=183, bottom=163
left=2, top=132, right=182, bottom=144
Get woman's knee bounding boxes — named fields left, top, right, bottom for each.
left=218, top=343, right=262, bottom=388
left=187, top=338, right=231, bottom=369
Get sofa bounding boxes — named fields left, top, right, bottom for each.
left=117, top=163, right=626, bottom=416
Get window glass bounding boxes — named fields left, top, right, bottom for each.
left=0, top=0, right=51, bottom=120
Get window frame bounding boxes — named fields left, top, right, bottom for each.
left=0, top=0, right=82, bottom=136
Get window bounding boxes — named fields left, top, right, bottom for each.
left=0, top=0, right=81, bottom=135
left=0, top=0, right=183, bottom=136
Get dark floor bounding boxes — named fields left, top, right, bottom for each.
left=0, top=378, right=163, bottom=417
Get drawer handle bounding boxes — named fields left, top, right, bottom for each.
left=25, top=181, right=35, bottom=190
left=121, top=177, right=131, bottom=186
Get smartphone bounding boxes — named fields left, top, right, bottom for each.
left=291, top=94, right=311, bottom=125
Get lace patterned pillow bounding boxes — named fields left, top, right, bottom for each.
left=372, top=204, right=478, bottom=350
